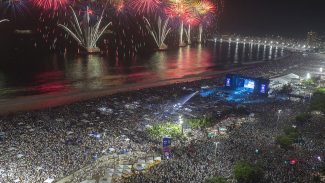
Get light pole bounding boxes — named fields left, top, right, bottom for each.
left=277, top=109, right=282, bottom=122
left=309, top=93, right=312, bottom=102
left=179, top=116, right=184, bottom=135
left=214, top=141, right=220, bottom=157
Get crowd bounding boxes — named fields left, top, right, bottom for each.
left=124, top=99, right=324, bottom=183
left=0, top=52, right=324, bottom=183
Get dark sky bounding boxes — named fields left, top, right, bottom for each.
left=219, top=0, right=325, bottom=38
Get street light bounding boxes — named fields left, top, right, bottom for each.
left=320, top=67, right=323, bottom=73
left=306, top=73, right=311, bottom=80
left=277, top=109, right=282, bottom=122
left=214, top=142, right=220, bottom=157
left=179, top=116, right=184, bottom=134
left=309, top=93, right=312, bottom=102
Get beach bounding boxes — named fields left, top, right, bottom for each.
left=0, top=52, right=324, bottom=183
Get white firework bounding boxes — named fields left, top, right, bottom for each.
left=184, top=24, right=191, bottom=45
left=58, top=6, right=112, bottom=52
left=198, top=23, right=203, bottom=43
left=0, top=19, right=9, bottom=23
left=143, top=16, right=171, bottom=50
left=179, top=20, right=185, bottom=46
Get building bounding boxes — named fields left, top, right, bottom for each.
left=319, top=36, right=325, bottom=53
left=307, top=31, right=320, bottom=48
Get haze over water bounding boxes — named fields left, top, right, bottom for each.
left=0, top=41, right=286, bottom=100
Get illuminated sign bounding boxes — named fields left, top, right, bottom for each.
left=244, top=80, right=255, bottom=89
left=260, top=84, right=266, bottom=93
left=226, top=78, right=231, bottom=87
left=163, top=137, right=172, bottom=159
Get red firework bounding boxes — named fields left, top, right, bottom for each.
left=196, top=0, right=216, bottom=15
left=32, top=0, right=68, bottom=11
left=184, top=14, right=199, bottom=26
left=165, top=0, right=189, bottom=18
left=116, top=1, right=125, bottom=13
left=129, top=0, right=161, bottom=14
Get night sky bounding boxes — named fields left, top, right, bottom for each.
left=1, top=0, right=325, bottom=41
left=219, top=0, right=325, bottom=38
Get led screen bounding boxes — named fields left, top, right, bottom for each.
left=244, top=79, right=255, bottom=89
left=260, top=84, right=266, bottom=93
left=226, top=78, right=231, bottom=87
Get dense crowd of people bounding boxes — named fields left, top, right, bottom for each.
left=0, top=53, right=324, bottom=183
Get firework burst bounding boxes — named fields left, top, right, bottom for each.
left=32, top=0, right=68, bottom=11
left=58, top=6, right=112, bottom=52
left=129, top=0, right=161, bottom=14
left=193, top=0, right=215, bottom=15
left=184, top=14, right=199, bottom=45
left=2, top=0, right=29, bottom=18
left=192, top=0, right=217, bottom=43
left=165, top=0, right=190, bottom=46
left=143, top=16, right=171, bottom=50
left=115, top=0, right=124, bottom=13
left=165, top=0, right=189, bottom=18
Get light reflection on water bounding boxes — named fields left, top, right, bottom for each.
left=0, top=42, right=286, bottom=99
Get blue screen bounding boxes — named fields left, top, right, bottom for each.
left=244, top=80, right=255, bottom=89
left=226, top=78, right=231, bottom=87
left=260, top=84, right=266, bottom=93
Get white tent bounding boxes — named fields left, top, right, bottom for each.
left=44, top=178, right=54, bottom=183
left=154, top=157, right=162, bottom=161
left=284, top=73, right=300, bottom=79
left=271, top=73, right=300, bottom=86
left=80, top=180, right=96, bottom=183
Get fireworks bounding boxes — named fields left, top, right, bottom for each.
left=129, top=0, right=161, bottom=14
left=115, top=0, right=124, bottom=13
left=2, top=0, right=29, bottom=17
left=31, top=0, right=68, bottom=11
left=58, top=6, right=112, bottom=52
left=192, top=0, right=217, bottom=43
left=184, top=14, right=199, bottom=26
left=193, top=0, right=215, bottom=15
left=0, top=0, right=220, bottom=52
left=165, top=0, right=190, bottom=46
left=165, top=0, right=189, bottom=18
left=143, top=16, right=171, bottom=50
left=0, top=19, right=9, bottom=23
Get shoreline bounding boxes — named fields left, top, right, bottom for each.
left=0, top=66, right=253, bottom=116
left=0, top=52, right=295, bottom=116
